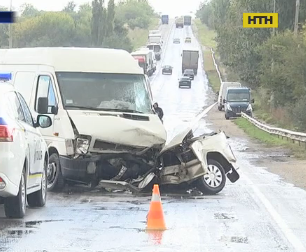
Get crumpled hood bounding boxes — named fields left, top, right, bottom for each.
left=66, top=110, right=167, bottom=148
left=160, top=102, right=217, bottom=154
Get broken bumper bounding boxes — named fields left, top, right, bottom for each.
left=60, top=155, right=100, bottom=183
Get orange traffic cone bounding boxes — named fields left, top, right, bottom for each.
left=146, top=184, right=166, bottom=231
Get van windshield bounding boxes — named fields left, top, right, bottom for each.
left=227, top=91, right=250, bottom=102
left=56, top=72, right=153, bottom=114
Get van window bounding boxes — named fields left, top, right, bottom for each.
left=56, top=72, right=153, bottom=114
left=227, top=90, right=250, bottom=102
left=14, top=72, right=36, bottom=104
left=35, top=75, right=57, bottom=114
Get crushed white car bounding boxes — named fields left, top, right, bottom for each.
left=99, top=103, right=240, bottom=194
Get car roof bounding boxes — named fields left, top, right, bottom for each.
left=227, top=86, right=249, bottom=90
left=0, top=82, right=15, bottom=95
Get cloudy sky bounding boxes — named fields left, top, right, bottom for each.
left=1, top=0, right=201, bottom=17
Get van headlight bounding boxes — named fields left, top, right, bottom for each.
left=246, top=104, right=252, bottom=111
left=75, top=135, right=91, bottom=154
left=226, top=104, right=232, bottom=111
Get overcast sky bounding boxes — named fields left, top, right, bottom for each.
left=1, top=0, right=201, bottom=17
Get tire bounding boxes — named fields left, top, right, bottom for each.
left=4, top=169, right=27, bottom=218
left=47, top=153, right=65, bottom=192
left=27, top=160, right=47, bottom=207
left=225, top=115, right=229, bottom=120
left=218, top=106, right=222, bottom=111
left=196, top=159, right=226, bottom=195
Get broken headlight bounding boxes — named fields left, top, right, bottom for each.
left=75, top=135, right=91, bottom=154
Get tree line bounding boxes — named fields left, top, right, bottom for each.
left=0, top=0, right=156, bottom=52
left=197, top=0, right=306, bottom=131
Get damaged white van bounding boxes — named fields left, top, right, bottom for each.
left=0, top=47, right=167, bottom=191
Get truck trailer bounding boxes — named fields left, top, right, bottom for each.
left=181, top=47, right=199, bottom=75
left=161, top=15, right=169, bottom=24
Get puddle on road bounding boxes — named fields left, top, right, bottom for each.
left=214, top=213, right=236, bottom=220
left=220, top=235, right=249, bottom=244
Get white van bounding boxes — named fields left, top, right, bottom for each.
left=0, top=47, right=167, bottom=192
left=217, top=82, right=241, bottom=111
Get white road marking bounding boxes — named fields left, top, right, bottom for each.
left=243, top=173, right=305, bottom=251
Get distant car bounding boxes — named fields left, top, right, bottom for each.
left=162, top=65, right=173, bottom=75
left=0, top=81, right=52, bottom=218
left=179, top=76, right=191, bottom=88
left=173, top=38, right=180, bottom=44
left=183, top=69, right=194, bottom=80
left=185, top=37, right=191, bottom=43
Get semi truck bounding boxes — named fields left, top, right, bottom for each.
left=147, top=43, right=162, bottom=61
left=148, top=33, right=162, bottom=44
left=184, top=15, right=192, bottom=25
left=181, top=47, right=199, bottom=75
left=161, top=15, right=169, bottom=24
left=175, top=16, right=184, bottom=28
left=131, top=50, right=154, bottom=76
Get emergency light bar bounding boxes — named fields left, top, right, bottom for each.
left=0, top=73, right=12, bottom=81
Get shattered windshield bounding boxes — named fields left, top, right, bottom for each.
left=227, top=91, right=250, bottom=102
left=56, top=72, right=153, bottom=114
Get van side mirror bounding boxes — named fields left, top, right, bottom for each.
left=223, top=99, right=226, bottom=103
left=36, top=115, right=52, bottom=128
left=251, top=98, right=255, bottom=103
left=37, top=97, right=48, bottom=114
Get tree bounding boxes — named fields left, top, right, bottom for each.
left=106, top=0, right=115, bottom=36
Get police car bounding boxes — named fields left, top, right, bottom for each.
left=0, top=74, right=52, bottom=218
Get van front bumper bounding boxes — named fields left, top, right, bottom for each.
left=60, top=155, right=101, bottom=183
left=225, top=110, right=252, bottom=118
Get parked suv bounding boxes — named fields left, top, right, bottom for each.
left=0, top=80, right=52, bottom=218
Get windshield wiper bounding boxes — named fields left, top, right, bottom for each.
left=99, top=108, right=144, bottom=114
left=65, top=105, right=103, bottom=110
left=65, top=105, right=143, bottom=114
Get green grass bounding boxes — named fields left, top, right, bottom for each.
left=194, top=19, right=217, bottom=49
left=128, top=18, right=159, bottom=50
left=234, top=117, right=306, bottom=158
left=194, top=19, right=220, bottom=93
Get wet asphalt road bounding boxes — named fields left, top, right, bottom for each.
left=1, top=21, right=306, bottom=252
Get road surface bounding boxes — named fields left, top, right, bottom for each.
left=1, top=21, right=306, bottom=252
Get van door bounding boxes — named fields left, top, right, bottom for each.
left=33, top=74, right=58, bottom=140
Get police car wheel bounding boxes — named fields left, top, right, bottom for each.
left=27, top=160, right=47, bottom=207
left=47, top=153, right=65, bottom=192
left=4, top=168, right=27, bottom=218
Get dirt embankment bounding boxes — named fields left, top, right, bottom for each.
left=205, top=103, right=306, bottom=189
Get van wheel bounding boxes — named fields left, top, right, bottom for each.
left=27, top=160, right=47, bottom=207
left=218, top=106, right=222, bottom=111
left=4, top=169, right=27, bottom=218
left=225, top=115, right=229, bottom=120
left=196, top=159, right=226, bottom=195
left=47, top=153, right=65, bottom=192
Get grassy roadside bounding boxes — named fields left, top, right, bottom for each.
left=235, top=118, right=306, bottom=158
left=128, top=18, right=159, bottom=50
left=193, top=19, right=220, bottom=93
left=194, top=19, right=306, bottom=158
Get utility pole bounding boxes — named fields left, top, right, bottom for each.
left=273, top=0, right=276, bottom=36
left=294, top=0, right=300, bottom=37
left=8, top=0, right=13, bottom=48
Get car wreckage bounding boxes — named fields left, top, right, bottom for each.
left=56, top=103, right=240, bottom=195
